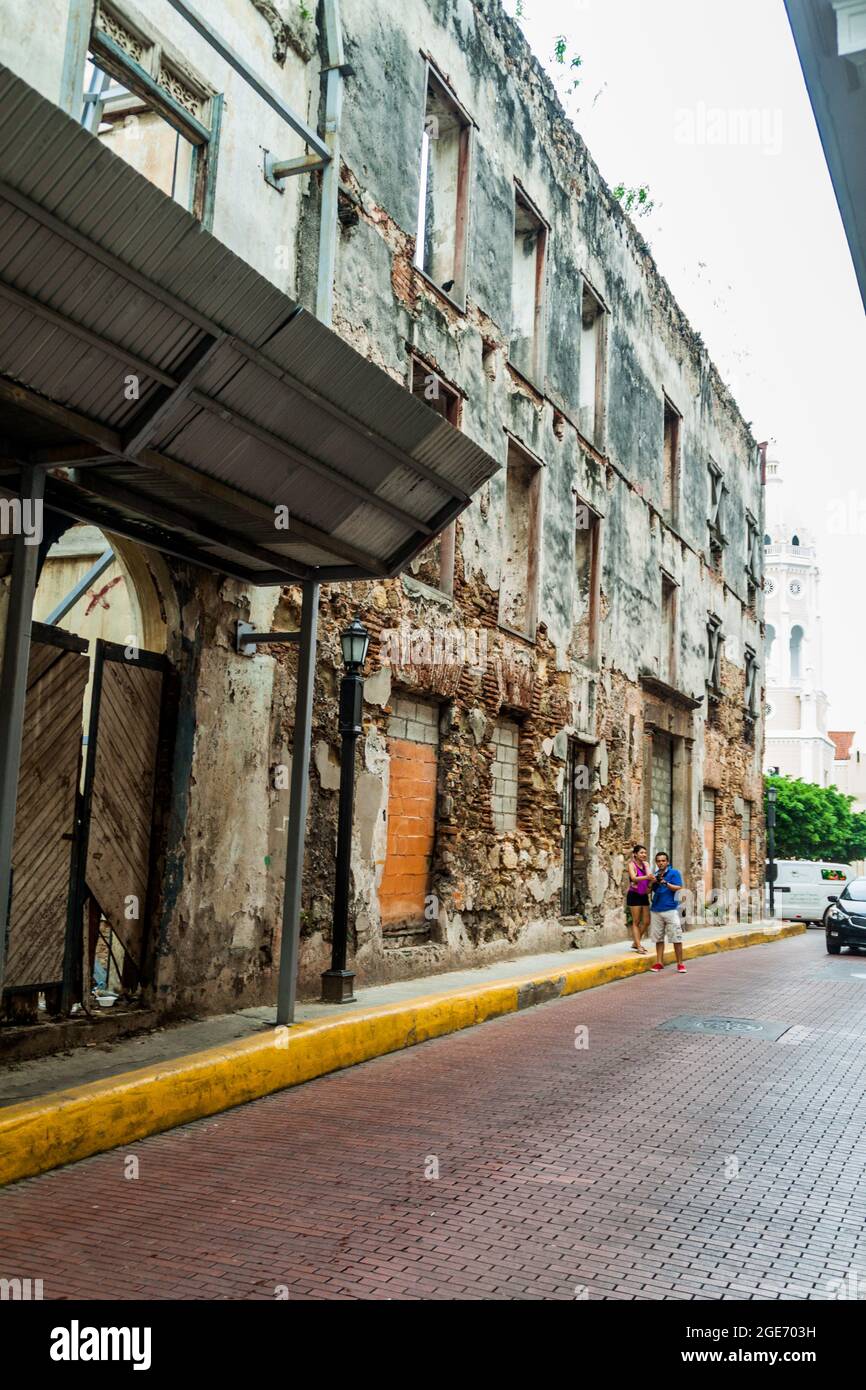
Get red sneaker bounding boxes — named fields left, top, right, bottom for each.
left=676, top=964, right=687, bottom=974
left=650, top=963, right=664, bottom=972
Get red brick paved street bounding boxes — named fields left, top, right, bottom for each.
left=2, top=931, right=866, bottom=1300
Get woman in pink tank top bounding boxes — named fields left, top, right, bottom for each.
left=626, top=844, right=651, bottom=954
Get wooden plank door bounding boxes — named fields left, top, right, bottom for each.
left=80, top=640, right=167, bottom=983
left=4, top=624, right=89, bottom=997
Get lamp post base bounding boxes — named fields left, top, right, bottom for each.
left=320, top=968, right=356, bottom=1004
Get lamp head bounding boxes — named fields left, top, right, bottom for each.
left=340, top=617, right=370, bottom=673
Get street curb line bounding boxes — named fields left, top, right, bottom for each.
left=0, top=922, right=804, bottom=1187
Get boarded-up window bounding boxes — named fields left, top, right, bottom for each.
left=379, top=697, right=439, bottom=930
left=499, top=439, right=542, bottom=638
left=491, top=718, right=519, bottom=832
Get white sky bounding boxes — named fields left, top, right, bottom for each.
left=508, top=0, right=866, bottom=730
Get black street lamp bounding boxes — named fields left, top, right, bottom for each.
left=321, top=618, right=370, bottom=1003
left=766, top=782, right=778, bottom=919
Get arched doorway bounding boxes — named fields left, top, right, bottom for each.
left=4, top=524, right=176, bottom=1022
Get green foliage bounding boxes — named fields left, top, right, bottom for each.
left=553, top=35, right=582, bottom=90
left=612, top=183, right=656, bottom=219
left=765, top=774, right=866, bottom=864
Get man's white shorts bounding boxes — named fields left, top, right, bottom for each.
left=650, top=909, right=683, bottom=944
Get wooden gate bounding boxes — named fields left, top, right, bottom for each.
left=2, top=630, right=167, bottom=1018
left=77, top=639, right=167, bottom=992
left=4, top=624, right=89, bottom=1003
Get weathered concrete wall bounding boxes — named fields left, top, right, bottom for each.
left=0, top=0, right=767, bottom=1019
left=283, top=0, right=766, bottom=981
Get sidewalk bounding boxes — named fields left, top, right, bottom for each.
left=0, top=919, right=803, bottom=1187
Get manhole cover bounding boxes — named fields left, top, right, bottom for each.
left=659, top=1015, right=791, bottom=1040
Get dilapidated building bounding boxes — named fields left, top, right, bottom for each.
left=0, top=0, right=765, bottom=1045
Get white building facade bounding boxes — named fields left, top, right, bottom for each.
left=830, top=732, right=866, bottom=813
left=763, top=460, right=835, bottom=786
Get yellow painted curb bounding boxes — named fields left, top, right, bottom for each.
left=0, top=922, right=804, bottom=1187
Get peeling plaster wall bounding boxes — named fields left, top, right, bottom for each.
left=1, top=0, right=766, bottom=1019
left=285, top=0, right=766, bottom=985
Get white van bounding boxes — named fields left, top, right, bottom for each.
left=765, top=860, right=854, bottom=925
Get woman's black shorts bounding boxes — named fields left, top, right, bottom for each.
left=626, top=891, right=648, bottom=907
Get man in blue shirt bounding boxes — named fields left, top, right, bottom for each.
left=649, top=851, right=686, bottom=973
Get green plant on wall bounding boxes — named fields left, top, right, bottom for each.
left=612, top=183, right=656, bottom=219
left=553, top=35, right=582, bottom=91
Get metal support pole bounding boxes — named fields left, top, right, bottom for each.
left=60, top=0, right=96, bottom=118
left=0, top=466, right=45, bottom=996
left=275, top=579, right=320, bottom=1026
left=316, top=0, right=345, bottom=326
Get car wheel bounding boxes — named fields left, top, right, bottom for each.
left=827, top=938, right=842, bottom=955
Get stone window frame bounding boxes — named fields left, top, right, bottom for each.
left=497, top=432, right=544, bottom=642
left=508, top=179, right=549, bottom=390
left=414, top=55, right=475, bottom=312
left=84, top=0, right=223, bottom=229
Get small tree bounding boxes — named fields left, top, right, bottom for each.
left=765, top=774, right=866, bottom=863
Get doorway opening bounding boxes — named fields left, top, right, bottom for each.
left=3, top=524, right=172, bottom=1026
left=561, top=738, right=593, bottom=917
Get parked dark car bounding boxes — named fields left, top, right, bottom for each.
left=824, top=877, right=866, bottom=953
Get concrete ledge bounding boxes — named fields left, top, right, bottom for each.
left=0, top=922, right=804, bottom=1188
left=0, top=1007, right=159, bottom=1065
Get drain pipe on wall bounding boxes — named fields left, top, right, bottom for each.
left=316, top=0, right=347, bottom=327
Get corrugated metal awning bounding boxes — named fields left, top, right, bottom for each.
left=0, top=67, right=498, bottom=583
